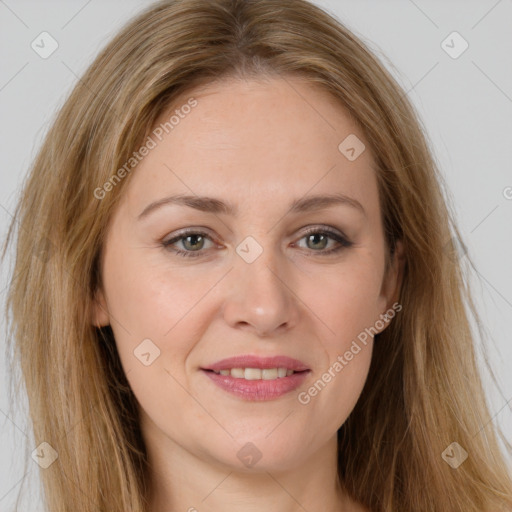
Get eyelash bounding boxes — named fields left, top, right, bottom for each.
left=161, top=226, right=353, bottom=259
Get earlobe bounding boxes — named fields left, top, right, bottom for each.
left=91, top=287, right=110, bottom=327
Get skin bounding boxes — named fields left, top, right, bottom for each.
left=92, top=75, right=404, bottom=512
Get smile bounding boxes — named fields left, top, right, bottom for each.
left=212, top=367, right=296, bottom=379
left=201, top=355, right=311, bottom=401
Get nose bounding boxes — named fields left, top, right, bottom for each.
left=222, top=244, right=301, bottom=337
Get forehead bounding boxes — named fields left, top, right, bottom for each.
left=119, top=75, right=379, bottom=220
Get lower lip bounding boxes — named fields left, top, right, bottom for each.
left=202, top=370, right=310, bottom=401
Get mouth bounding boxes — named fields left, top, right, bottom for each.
left=201, top=355, right=311, bottom=401
left=204, top=367, right=306, bottom=380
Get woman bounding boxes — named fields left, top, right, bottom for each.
left=3, top=0, right=512, bottom=510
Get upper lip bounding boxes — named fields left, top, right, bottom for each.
left=202, top=355, right=310, bottom=372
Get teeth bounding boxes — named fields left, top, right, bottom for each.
left=262, top=368, right=278, bottom=380
left=244, top=368, right=261, bottom=380
left=212, top=367, right=296, bottom=380
left=231, top=368, right=245, bottom=378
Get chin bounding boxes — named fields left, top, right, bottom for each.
left=202, top=434, right=318, bottom=474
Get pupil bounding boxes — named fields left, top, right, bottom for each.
left=185, top=235, right=203, bottom=250
left=309, top=233, right=327, bottom=250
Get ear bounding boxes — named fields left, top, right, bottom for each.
left=384, top=239, right=405, bottom=307
left=91, top=286, right=110, bottom=327
left=376, top=239, right=405, bottom=332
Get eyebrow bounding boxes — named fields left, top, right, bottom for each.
left=137, top=192, right=366, bottom=220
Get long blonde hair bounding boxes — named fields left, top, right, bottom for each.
left=3, top=0, right=511, bottom=510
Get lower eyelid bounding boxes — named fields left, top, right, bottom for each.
left=163, top=233, right=214, bottom=251
left=163, top=230, right=351, bottom=257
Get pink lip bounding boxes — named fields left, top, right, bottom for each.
left=203, top=355, right=310, bottom=372
left=201, top=355, right=311, bottom=401
left=202, top=370, right=309, bottom=401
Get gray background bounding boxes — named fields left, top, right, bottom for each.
left=1, top=0, right=511, bottom=509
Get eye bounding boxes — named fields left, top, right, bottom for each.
left=293, top=226, right=353, bottom=256
left=161, top=226, right=353, bottom=259
left=162, top=230, right=216, bottom=258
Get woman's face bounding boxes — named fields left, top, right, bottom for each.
left=93, top=76, right=402, bottom=472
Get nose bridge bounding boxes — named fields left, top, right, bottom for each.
left=222, top=234, right=299, bottom=336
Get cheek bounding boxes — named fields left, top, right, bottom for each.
left=299, top=257, right=385, bottom=347
left=296, top=258, right=382, bottom=400
left=298, top=304, right=374, bottom=432
left=313, top=346, right=372, bottom=433
left=102, top=248, right=231, bottom=409
left=103, top=257, right=208, bottom=428
left=103, top=246, right=211, bottom=340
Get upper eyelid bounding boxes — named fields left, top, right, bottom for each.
left=163, top=225, right=351, bottom=250
left=164, top=225, right=348, bottom=242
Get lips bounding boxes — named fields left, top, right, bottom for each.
left=201, top=355, right=311, bottom=401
